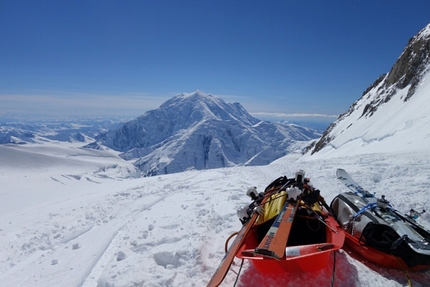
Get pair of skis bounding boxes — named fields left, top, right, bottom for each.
left=206, top=185, right=297, bottom=287
left=254, top=197, right=297, bottom=258
left=336, top=168, right=430, bottom=255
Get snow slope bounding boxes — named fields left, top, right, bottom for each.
left=1, top=141, right=429, bottom=287
left=307, top=69, right=430, bottom=158
left=307, top=23, right=430, bottom=159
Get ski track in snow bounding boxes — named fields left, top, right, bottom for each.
left=1, top=146, right=430, bottom=287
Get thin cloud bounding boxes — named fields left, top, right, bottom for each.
left=251, top=112, right=338, bottom=119
left=0, top=93, right=170, bottom=117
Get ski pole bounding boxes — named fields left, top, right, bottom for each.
left=301, top=200, right=338, bottom=234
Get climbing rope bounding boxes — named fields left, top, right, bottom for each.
left=394, top=256, right=413, bottom=287
left=233, top=259, right=245, bottom=287
left=330, top=251, right=337, bottom=287
left=225, top=231, right=239, bottom=253
left=223, top=232, right=244, bottom=287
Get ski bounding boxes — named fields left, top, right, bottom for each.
left=336, top=168, right=373, bottom=197
left=206, top=211, right=258, bottom=287
left=336, top=168, right=430, bottom=256
left=206, top=188, right=276, bottom=287
left=254, top=199, right=298, bottom=259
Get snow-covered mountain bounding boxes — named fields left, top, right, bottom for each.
left=97, top=90, right=320, bottom=176
left=0, top=119, right=124, bottom=145
left=306, top=23, right=430, bottom=158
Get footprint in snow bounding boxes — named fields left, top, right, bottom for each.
left=198, top=209, right=209, bottom=217
left=140, top=230, right=149, bottom=239
left=117, top=251, right=126, bottom=261
left=153, top=251, right=181, bottom=268
left=160, top=224, right=178, bottom=230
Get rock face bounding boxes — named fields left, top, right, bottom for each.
left=97, top=90, right=320, bottom=176
left=387, top=25, right=430, bottom=100
left=308, top=24, right=430, bottom=156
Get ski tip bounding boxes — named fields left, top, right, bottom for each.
left=335, top=168, right=346, bottom=177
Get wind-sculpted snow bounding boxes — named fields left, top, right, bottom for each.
left=0, top=141, right=430, bottom=286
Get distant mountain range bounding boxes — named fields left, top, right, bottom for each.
left=96, top=90, right=320, bottom=176
left=0, top=119, right=122, bottom=145
left=305, top=23, right=430, bottom=158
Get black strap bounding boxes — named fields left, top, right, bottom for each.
left=264, top=176, right=294, bottom=193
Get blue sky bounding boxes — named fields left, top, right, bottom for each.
left=1, top=1, right=429, bottom=124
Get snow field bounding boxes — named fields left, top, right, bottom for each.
left=0, top=143, right=430, bottom=286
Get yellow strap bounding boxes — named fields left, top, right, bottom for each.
left=394, top=256, right=413, bottom=287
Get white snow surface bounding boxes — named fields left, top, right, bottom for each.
left=1, top=141, right=430, bottom=287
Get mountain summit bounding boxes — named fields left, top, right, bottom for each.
left=97, top=90, right=319, bottom=176
left=158, top=90, right=259, bottom=126
left=307, top=23, right=430, bottom=157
